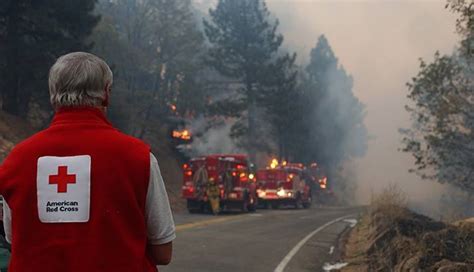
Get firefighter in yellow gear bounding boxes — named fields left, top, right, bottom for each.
left=207, top=177, right=220, bottom=215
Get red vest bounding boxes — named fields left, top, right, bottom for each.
left=0, top=107, right=157, bottom=272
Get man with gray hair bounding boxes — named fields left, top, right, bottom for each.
left=0, top=52, right=175, bottom=271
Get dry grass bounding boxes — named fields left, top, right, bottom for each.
left=369, top=183, right=409, bottom=236
left=341, top=184, right=474, bottom=271
left=340, top=214, right=370, bottom=272
left=370, top=183, right=407, bottom=214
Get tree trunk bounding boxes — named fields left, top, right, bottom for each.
left=278, top=126, right=285, bottom=161
left=136, top=73, right=163, bottom=139
left=3, top=0, right=20, bottom=115
left=246, top=78, right=257, bottom=163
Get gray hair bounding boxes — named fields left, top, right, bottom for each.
left=48, top=52, right=113, bottom=109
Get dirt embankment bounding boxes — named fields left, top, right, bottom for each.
left=0, top=112, right=36, bottom=161
left=341, top=205, right=474, bottom=272
left=146, top=126, right=185, bottom=212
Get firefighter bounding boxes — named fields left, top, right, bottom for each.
left=0, top=52, right=175, bottom=271
left=206, top=177, right=220, bottom=215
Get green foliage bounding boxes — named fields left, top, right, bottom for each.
left=204, top=0, right=283, bottom=81
left=446, top=0, right=474, bottom=59
left=402, top=1, right=474, bottom=193
left=92, top=0, right=206, bottom=137
left=203, top=0, right=289, bottom=158
left=402, top=52, right=474, bottom=192
left=0, top=0, right=99, bottom=116
left=258, top=52, right=300, bottom=160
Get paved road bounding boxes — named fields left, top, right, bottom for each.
left=161, top=206, right=363, bottom=272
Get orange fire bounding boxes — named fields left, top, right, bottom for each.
left=319, top=177, right=328, bottom=189
left=269, top=158, right=279, bottom=169
left=172, top=129, right=192, bottom=141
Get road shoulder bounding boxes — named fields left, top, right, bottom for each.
left=282, top=216, right=358, bottom=272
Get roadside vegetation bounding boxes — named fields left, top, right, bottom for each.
left=341, top=184, right=474, bottom=271
left=401, top=0, right=474, bottom=213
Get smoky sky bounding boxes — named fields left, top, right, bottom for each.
left=194, top=0, right=460, bottom=208
left=265, top=0, right=459, bottom=205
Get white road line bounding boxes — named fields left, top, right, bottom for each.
left=273, top=213, right=357, bottom=272
left=329, top=246, right=335, bottom=255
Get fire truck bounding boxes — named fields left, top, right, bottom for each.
left=256, top=163, right=312, bottom=209
left=306, top=163, right=336, bottom=205
left=181, top=154, right=257, bottom=213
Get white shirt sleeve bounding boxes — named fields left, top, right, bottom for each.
left=146, top=153, right=176, bottom=245
left=3, top=199, right=12, bottom=244
left=3, top=153, right=176, bottom=246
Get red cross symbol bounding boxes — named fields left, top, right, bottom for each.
left=49, top=166, right=76, bottom=193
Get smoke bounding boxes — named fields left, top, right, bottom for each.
left=180, top=116, right=244, bottom=157
left=192, top=0, right=466, bottom=217
left=316, top=64, right=368, bottom=204
left=264, top=0, right=461, bottom=216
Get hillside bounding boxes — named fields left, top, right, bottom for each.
left=146, top=126, right=186, bottom=212
left=0, top=112, right=36, bottom=162
left=341, top=206, right=474, bottom=271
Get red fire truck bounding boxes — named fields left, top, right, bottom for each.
left=307, top=163, right=336, bottom=205
left=181, top=154, right=257, bottom=213
left=256, top=163, right=312, bottom=209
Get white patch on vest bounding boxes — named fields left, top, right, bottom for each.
left=37, top=155, right=91, bottom=223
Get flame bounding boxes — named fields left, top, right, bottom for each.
left=319, top=177, right=328, bottom=189
left=172, top=129, right=192, bottom=140
left=170, top=104, right=177, bottom=112
left=270, top=158, right=279, bottom=169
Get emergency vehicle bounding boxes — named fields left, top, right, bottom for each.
left=306, top=163, right=336, bottom=205
left=181, top=154, right=257, bottom=213
left=256, top=163, right=311, bottom=209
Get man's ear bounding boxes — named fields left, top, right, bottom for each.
left=102, top=84, right=110, bottom=107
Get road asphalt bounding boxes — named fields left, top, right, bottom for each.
left=161, top=206, right=364, bottom=272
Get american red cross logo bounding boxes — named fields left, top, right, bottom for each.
left=49, top=166, right=76, bottom=193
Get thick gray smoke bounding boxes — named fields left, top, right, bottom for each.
left=264, top=0, right=461, bottom=217
left=192, top=0, right=464, bottom=217
left=317, top=65, right=368, bottom=204
left=186, top=117, right=243, bottom=157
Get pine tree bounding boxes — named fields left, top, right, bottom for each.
left=203, top=0, right=285, bottom=160
left=301, top=35, right=367, bottom=170
left=0, top=0, right=99, bottom=116
left=259, top=52, right=299, bottom=161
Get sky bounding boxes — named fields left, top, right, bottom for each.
left=264, top=0, right=460, bottom=207
left=194, top=0, right=461, bottom=212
